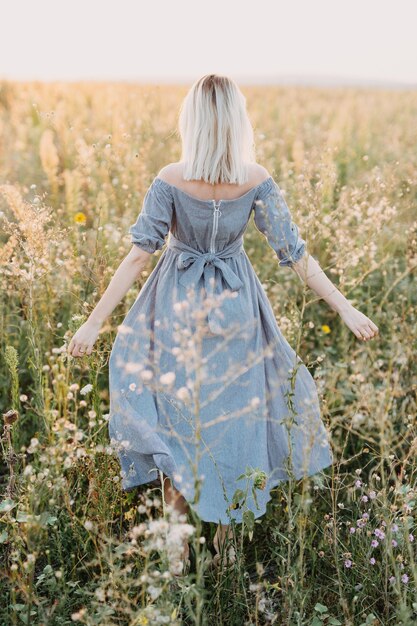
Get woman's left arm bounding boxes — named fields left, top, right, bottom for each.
left=291, top=252, right=379, bottom=342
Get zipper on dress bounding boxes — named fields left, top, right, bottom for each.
left=210, top=200, right=222, bottom=253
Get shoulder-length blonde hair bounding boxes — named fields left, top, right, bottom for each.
left=177, top=74, right=256, bottom=185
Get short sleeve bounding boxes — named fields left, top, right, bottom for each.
left=129, top=178, right=174, bottom=253
left=252, top=178, right=306, bottom=267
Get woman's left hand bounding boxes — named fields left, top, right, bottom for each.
left=338, top=304, right=379, bottom=342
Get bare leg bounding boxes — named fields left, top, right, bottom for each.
left=161, top=472, right=190, bottom=560
left=212, top=523, right=236, bottom=568
left=213, top=523, right=234, bottom=551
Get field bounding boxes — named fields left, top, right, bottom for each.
left=0, top=79, right=417, bottom=625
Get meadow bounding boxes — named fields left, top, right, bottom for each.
left=0, top=79, right=416, bottom=625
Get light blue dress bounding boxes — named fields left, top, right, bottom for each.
left=108, top=175, right=334, bottom=524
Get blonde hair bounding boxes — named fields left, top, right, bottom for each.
left=177, top=74, right=256, bottom=185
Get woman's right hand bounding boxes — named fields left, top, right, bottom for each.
left=338, top=303, right=379, bottom=342
left=67, top=320, right=102, bottom=358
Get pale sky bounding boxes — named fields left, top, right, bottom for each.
left=1, top=0, right=417, bottom=86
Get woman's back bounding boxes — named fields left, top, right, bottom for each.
left=156, top=161, right=270, bottom=202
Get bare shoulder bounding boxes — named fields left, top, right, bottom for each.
left=248, top=163, right=271, bottom=185
left=158, top=162, right=271, bottom=186
left=156, top=163, right=182, bottom=184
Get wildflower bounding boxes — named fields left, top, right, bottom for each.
left=355, top=480, right=362, bottom=488
left=176, top=386, right=190, bottom=401
left=254, top=470, right=268, bottom=490
left=409, top=534, right=414, bottom=542
left=369, top=490, right=377, bottom=499
left=401, top=573, right=409, bottom=584
left=74, top=212, right=87, bottom=225
left=3, top=409, right=18, bottom=425
left=160, top=372, right=175, bottom=385
left=374, top=528, right=385, bottom=540
left=344, top=559, right=352, bottom=568
left=71, top=608, right=87, bottom=621
left=27, top=438, right=40, bottom=453
left=392, top=539, right=398, bottom=547
left=80, top=384, right=93, bottom=396
left=125, top=362, right=143, bottom=373
left=321, top=324, right=331, bottom=334
left=392, top=523, right=399, bottom=532
left=371, top=539, right=379, bottom=548
left=19, top=394, right=28, bottom=402
left=370, top=557, right=376, bottom=565
left=389, top=576, right=396, bottom=584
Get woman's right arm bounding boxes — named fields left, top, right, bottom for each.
left=67, top=246, right=152, bottom=358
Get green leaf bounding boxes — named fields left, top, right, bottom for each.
left=314, top=603, right=329, bottom=614
left=0, top=498, right=16, bottom=512
left=16, top=511, right=30, bottom=522
left=114, top=543, right=132, bottom=556
left=39, top=512, right=58, bottom=527
left=243, top=510, right=255, bottom=532
left=232, top=489, right=246, bottom=505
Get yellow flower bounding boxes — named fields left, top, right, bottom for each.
left=124, top=508, right=135, bottom=521
left=321, top=324, right=331, bottom=334
left=74, top=212, right=87, bottom=225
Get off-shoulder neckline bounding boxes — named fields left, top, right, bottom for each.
left=153, top=175, right=273, bottom=204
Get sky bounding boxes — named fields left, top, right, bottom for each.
left=1, top=0, right=416, bottom=87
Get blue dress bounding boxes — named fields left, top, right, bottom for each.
left=108, top=175, right=334, bottom=524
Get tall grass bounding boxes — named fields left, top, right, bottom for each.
left=0, top=80, right=416, bottom=625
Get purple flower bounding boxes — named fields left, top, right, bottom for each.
left=392, top=539, right=398, bottom=547
left=370, top=557, right=376, bottom=565
left=401, top=573, right=409, bottom=584
left=362, top=512, right=370, bottom=519
left=371, top=539, right=379, bottom=548
left=392, top=524, right=399, bottom=533
left=369, top=490, right=377, bottom=499
left=344, top=559, right=352, bottom=568
left=349, top=527, right=356, bottom=534
left=361, top=495, right=369, bottom=503
left=409, top=534, right=414, bottom=542
left=355, top=480, right=362, bottom=488
left=374, top=528, right=385, bottom=540
left=389, top=576, right=396, bottom=584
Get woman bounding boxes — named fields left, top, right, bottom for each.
left=68, top=74, right=379, bottom=575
